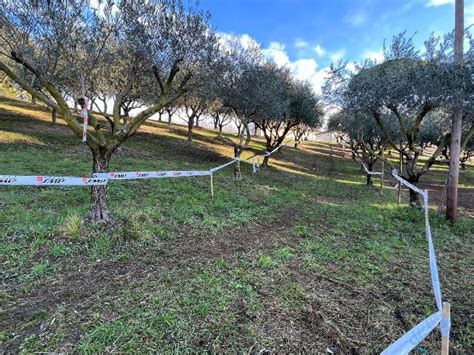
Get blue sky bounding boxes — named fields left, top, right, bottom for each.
left=201, top=0, right=473, bottom=92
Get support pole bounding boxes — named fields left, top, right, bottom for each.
left=441, top=302, right=451, bottom=355
left=398, top=150, right=403, bottom=204
left=380, top=147, right=385, bottom=193
left=210, top=173, right=214, bottom=198
left=446, top=0, right=464, bottom=222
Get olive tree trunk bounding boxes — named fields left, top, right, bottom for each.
left=407, top=176, right=421, bottom=207
left=88, top=148, right=113, bottom=223
left=366, top=162, right=374, bottom=186
left=262, top=154, right=270, bottom=168
left=233, top=147, right=242, bottom=179
left=187, top=115, right=194, bottom=143
left=51, top=108, right=57, bottom=126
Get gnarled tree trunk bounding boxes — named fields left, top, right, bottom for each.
left=233, top=147, right=242, bottom=179
left=88, top=148, right=114, bottom=224
left=366, top=162, right=373, bottom=186
left=51, top=108, right=57, bottom=126
left=407, top=175, right=421, bottom=207
left=187, top=115, right=194, bottom=143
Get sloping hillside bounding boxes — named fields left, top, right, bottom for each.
left=1, top=95, right=473, bottom=353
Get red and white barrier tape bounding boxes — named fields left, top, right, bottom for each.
left=0, top=175, right=107, bottom=186
left=94, top=170, right=211, bottom=180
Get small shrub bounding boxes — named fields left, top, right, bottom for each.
left=257, top=256, right=273, bottom=267
left=119, top=211, right=152, bottom=241
left=215, top=256, right=228, bottom=269
left=293, top=224, right=310, bottom=238
left=50, top=245, right=67, bottom=257
left=59, top=214, right=82, bottom=240
left=275, top=247, right=295, bottom=261
left=23, top=261, right=50, bottom=281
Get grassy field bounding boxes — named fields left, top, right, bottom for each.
left=1, top=94, right=473, bottom=353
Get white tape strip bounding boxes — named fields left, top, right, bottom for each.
left=0, top=175, right=107, bottom=186
left=351, top=149, right=382, bottom=176
left=210, top=158, right=239, bottom=173
left=267, top=142, right=286, bottom=155
left=382, top=311, right=442, bottom=355
left=424, top=194, right=443, bottom=311
left=94, top=170, right=211, bottom=180
left=383, top=169, right=450, bottom=354
left=392, top=170, right=442, bottom=311
left=81, top=106, right=88, bottom=143
left=392, top=170, right=426, bottom=197
left=252, top=140, right=293, bottom=159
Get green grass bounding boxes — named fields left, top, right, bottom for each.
left=1, top=95, right=473, bottom=353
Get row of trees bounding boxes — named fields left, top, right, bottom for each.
left=325, top=32, right=473, bottom=206
left=0, top=0, right=323, bottom=223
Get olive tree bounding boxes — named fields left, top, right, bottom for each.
left=213, top=36, right=265, bottom=179
left=252, top=64, right=323, bottom=167
left=291, top=124, right=310, bottom=148
left=328, top=110, right=391, bottom=186
left=341, top=33, right=472, bottom=205
left=0, top=0, right=218, bottom=223
left=208, top=98, right=232, bottom=136
left=182, top=89, right=208, bottom=143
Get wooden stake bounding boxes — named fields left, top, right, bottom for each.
left=398, top=150, right=403, bottom=204
left=210, top=173, right=214, bottom=198
left=441, top=302, right=450, bottom=355
left=380, top=147, right=385, bottom=193
left=446, top=0, right=464, bottom=222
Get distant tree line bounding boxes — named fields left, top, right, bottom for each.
left=325, top=32, right=474, bottom=207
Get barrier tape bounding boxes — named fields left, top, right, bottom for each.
left=94, top=170, right=211, bottom=180
left=210, top=158, right=239, bottom=173
left=382, top=170, right=450, bottom=354
left=351, top=149, right=382, bottom=176
left=81, top=104, right=88, bottom=143
left=243, top=139, right=293, bottom=173
left=0, top=175, right=107, bottom=186
left=382, top=311, right=442, bottom=355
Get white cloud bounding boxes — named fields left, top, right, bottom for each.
left=263, top=41, right=330, bottom=94
left=346, top=62, right=358, bottom=73
left=294, top=39, right=309, bottom=48
left=291, top=59, right=330, bottom=95
left=362, top=49, right=384, bottom=63
left=217, top=32, right=260, bottom=51
left=263, top=41, right=291, bottom=66
left=330, top=49, right=346, bottom=62
left=425, top=0, right=473, bottom=25
left=426, top=0, right=454, bottom=7
left=314, top=45, right=326, bottom=57
left=466, top=3, right=474, bottom=26
left=292, top=58, right=318, bottom=78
